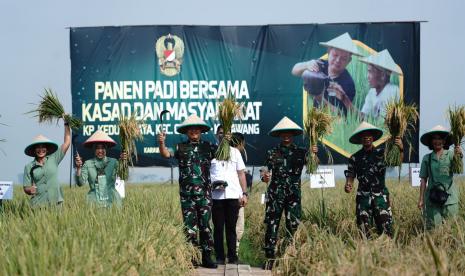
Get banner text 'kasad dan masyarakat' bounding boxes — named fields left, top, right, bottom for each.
left=70, top=23, right=420, bottom=166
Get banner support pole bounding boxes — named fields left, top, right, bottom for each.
left=171, top=164, right=174, bottom=185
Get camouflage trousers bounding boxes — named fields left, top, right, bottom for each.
left=180, top=194, right=214, bottom=252
left=356, top=191, right=393, bottom=237
left=264, top=190, right=301, bottom=256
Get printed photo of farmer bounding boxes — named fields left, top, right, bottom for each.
left=359, top=49, right=402, bottom=121
left=291, top=32, right=362, bottom=116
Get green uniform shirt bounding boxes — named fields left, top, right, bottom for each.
left=174, top=140, right=216, bottom=196
left=77, top=157, right=121, bottom=206
left=23, top=149, right=66, bottom=207
left=420, top=150, right=458, bottom=205
left=264, top=143, right=306, bottom=192
left=346, top=146, right=388, bottom=194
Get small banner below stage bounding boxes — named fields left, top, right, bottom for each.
left=70, top=22, right=420, bottom=166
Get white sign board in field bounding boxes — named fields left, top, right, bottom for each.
left=410, top=168, right=421, bottom=187
left=0, top=181, right=13, bottom=200
left=309, top=169, right=335, bottom=189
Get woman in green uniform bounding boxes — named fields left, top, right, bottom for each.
left=74, top=130, right=126, bottom=207
left=418, top=125, right=463, bottom=229
left=23, top=122, right=71, bottom=207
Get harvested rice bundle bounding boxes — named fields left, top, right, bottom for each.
left=448, top=105, right=465, bottom=173
left=216, top=92, right=244, bottom=161
left=117, top=114, right=144, bottom=181
left=304, top=105, right=333, bottom=174
left=384, top=98, right=418, bottom=174
left=29, top=88, right=82, bottom=130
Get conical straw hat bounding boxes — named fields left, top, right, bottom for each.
left=359, top=49, right=403, bottom=75
left=268, top=116, right=303, bottom=137
left=176, top=114, right=211, bottom=134
left=83, top=130, right=117, bottom=148
left=420, top=125, right=451, bottom=147
left=319, top=32, right=363, bottom=57
left=349, top=121, right=383, bottom=144
left=24, top=134, right=58, bottom=157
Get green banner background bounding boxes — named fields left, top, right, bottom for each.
left=70, top=23, right=420, bottom=166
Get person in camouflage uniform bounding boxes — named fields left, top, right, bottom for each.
left=159, top=114, right=217, bottom=268
left=344, top=122, right=403, bottom=238
left=261, top=116, right=317, bottom=269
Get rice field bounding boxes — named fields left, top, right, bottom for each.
left=1, top=177, right=465, bottom=275
left=243, top=177, right=465, bottom=275
left=0, top=185, right=197, bottom=275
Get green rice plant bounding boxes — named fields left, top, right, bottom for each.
left=448, top=105, right=465, bottom=174
left=28, top=88, right=83, bottom=130
left=384, top=98, right=419, bottom=179
left=117, top=114, right=144, bottom=180
left=241, top=178, right=465, bottom=275
left=303, top=104, right=334, bottom=174
left=0, top=184, right=198, bottom=275
left=216, top=92, right=244, bottom=161
left=3, top=178, right=465, bottom=274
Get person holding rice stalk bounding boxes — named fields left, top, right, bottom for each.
left=261, top=116, right=317, bottom=269
left=74, top=130, right=127, bottom=207
left=158, top=114, right=218, bottom=269
left=210, top=127, right=248, bottom=265
left=418, top=125, right=463, bottom=229
left=23, top=121, right=70, bottom=207
left=292, top=32, right=362, bottom=115
left=344, top=122, right=403, bottom=238
left=360, top=49, right=401, bottom=120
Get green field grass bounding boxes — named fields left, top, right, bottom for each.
left=244, top=177, right=465, bottom=275
left=1, top=178, right=465, bottom=275
left=0, top=185, right=197, bottom=275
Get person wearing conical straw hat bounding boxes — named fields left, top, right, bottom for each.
left=260, top=116, right=317, bottom=270
left=360, top=49, right=402, bottom=119
left=344, top=122, right=403, bottom=238
left=74, top=130, right=127, bottom=207
left=292, top=32, right=362, bottom=115
left=23, top=122, right=70, bottom=207
left=418, top=125, right=463, bottom=229
left=158, top=114, right=218, bottom=269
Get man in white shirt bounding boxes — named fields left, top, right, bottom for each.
left=360, top=49, right=402, bottom=120
left=211, top=126, right=248, bottom=264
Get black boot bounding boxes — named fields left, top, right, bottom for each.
left=202, top=251, right=218, bottom=269
left=191, top=257, right=200, bottom=268
left=262, top=259, right=274, bottom=270
left=262, top=251, right=275, bottom=270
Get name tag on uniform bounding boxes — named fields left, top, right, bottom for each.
left=309, top=169, right=335, bottom=188
left=115, top=177, right=125, bottom=198
left=0, top=181, right=13, bottom=200
left=410, top=168, right=421, bottom=187
left=261, top=193, right=266, bottom=204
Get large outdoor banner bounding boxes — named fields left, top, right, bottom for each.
left=70, top=23, right=420, bottom=166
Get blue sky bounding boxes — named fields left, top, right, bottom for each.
left=0, top=0, right=464, bottom=182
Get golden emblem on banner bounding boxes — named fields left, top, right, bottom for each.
left=155, top=34, right=184, bottom=77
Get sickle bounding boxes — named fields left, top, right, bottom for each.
left=159, top=110, right=170, bottom=132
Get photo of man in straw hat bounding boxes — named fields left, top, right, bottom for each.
left=344, top=122, right=403, bottom=238
left=158, top=114, right=218, bottom=269
left=360, top=49, right=402, bottom=120
left=260, top=116, right=317, bottom=269
left=292, top=33, right=362, bottom=116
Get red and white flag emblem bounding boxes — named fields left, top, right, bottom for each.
left=164, top=50, right=175, bottom=61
